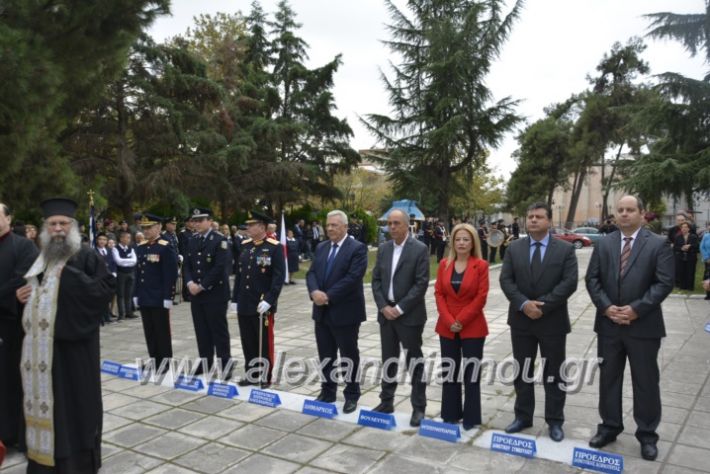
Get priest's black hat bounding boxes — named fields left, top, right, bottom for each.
left=40, top=198, right=78, bottom=219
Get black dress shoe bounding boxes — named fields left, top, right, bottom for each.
left=641, top=442, right=658, bottom=461
left=589, top=432, right=617, bottom=448
left=549, top=424, right=564, bottom=442
left=343, top=399, right=358, bottom=414
left=315, top=392, right=336, bottom=403
left=410, top=409, right=425, bottom=427
left=372, top=402, right=394, bottom=413
left=237, top=379, right=256, bottom=387
left=504, top=419, right=532, bottom=434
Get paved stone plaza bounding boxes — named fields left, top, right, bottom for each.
left=2, top=248, right=709, bottom=473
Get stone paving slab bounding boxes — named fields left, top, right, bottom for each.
left=2, top=248, right=710, bottom=473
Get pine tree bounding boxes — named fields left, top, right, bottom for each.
left=362, top=0, right=522, bottom=225
left=0, top=0, right=170, bottom=210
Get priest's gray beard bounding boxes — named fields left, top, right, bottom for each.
left=39, top=221, right=82, bottom=266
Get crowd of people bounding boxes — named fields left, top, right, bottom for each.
left=0, top=194, right=707, bottom=472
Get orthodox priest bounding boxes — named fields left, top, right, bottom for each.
left=0, top=203, right=39, bottom=449
left=16, top=198, right=115, bottom=473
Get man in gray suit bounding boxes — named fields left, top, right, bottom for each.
left=586, top=195, right=674, bottom=461
left=371, top=208, right=430, bottom=426
left=500, top=202, right=578, bottom=442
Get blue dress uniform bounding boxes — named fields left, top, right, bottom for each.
left=134, top=214, right=178, bottom=371
left=177, top=221, right=195, bottom=301
left=183, top=208, right=232, bottom=374
left=232, top=211, right=285, bottom=385
left=161, top=216, right=181, bottom=302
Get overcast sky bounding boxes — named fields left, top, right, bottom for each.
left=149, top=0, right=707, bottom=178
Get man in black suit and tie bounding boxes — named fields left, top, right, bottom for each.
left=500, top=202, right=578, bottom=442
left=306, top=210, right=368, bottom=414
left=585, top=195, right=674, bottom=461
left=371, top=209, right=430, bottom=426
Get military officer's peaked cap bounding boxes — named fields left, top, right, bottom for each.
left=40, top=197, right=78, bottom=219
left=138, top=213, right=163, bottom=227
left=164, top=216, right=178, bottom=225
left=245, top=210, right=272, bottom=225
left=190, top=207, right=212, bottom=219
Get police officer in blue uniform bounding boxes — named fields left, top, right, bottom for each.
left=184, top=207, right=233, bottom=377
left=161, top=216, right=181, bottom=304
left=178, top=216, right=196, bottom=302
left=133, top=213, right=178, bottom=373
left=161, top=216, right=180, bottom=256
left=232, top=211, right=285, bottom=386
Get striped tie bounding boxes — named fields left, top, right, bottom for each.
left=620, top=237, right=633, bottom=275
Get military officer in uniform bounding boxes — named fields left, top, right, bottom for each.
left=178, top=216, right=195, bottom=302
left=232, top=210, right=285, bottom=386
left=134, top=213, right=178, bottom=373
left=161, top=216, right=180, bottom=256
left=183, top=207, right=233, bottom=377
left=161, top=216, right=181, bottom=304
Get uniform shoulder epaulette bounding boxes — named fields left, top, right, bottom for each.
left=158, top=239, right=169, bottom=245
left=241, top=238, right=253, bottom=244
left=137, top=241, right=148, bottom=246
left=266, top=237, right=280, bottom=245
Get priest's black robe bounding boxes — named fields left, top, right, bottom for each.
left=26, top=245, right=115, bottom=474
left=0, top=231, right=39, bottom=446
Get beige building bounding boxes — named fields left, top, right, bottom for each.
left=550, top=166, right=625, bottom=228
left=551, top=166, right=710, bottom=229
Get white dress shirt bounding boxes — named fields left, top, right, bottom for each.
left=387, top=236, right=407, bottom=315
left=620, top=227, right=641, bottom=252
left=112, top=244, right=137, bottom=267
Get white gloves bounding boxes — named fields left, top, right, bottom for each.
left=163, top=300, right=173, bottom=309
left=257, top=301, right=271, bottom=315
left=178, top=254, right=184, bottom=263
left=230, top=302, right=237, bottom=313
left=133, top=297, right=139, bottom=308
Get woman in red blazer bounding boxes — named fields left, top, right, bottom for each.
left=434, top=223, right=489, bottom=430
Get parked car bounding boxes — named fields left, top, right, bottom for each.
left=572, top=226, right=603, bottom=245
left=550, top=228, right=593, bottom=249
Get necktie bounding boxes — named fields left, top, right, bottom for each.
left=530, top=241, right=542, bottom=279
left=620, top=237, right=633, bottom=275
left=324, top=243, right=338, bottom=280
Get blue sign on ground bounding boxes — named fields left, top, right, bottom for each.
left=490, top=433, right=536, bottom=458
left=572, top=448, right=623, bottom=473
left=357, top=410, right=396, bottom=430
left=174, top=375, right=205, bottom=391
left=101, top=360, right=122, bottom=376
left=705, top=321, right=710, bottom=333
left=418, top=419, right=461, bottom=443
left=117, top=365, right=139, bottom=381
left=302, top=399, right=338, bottom=419
left=249, top=389, right=281, bottom=407
left=208, top=382, right=238, bottom=399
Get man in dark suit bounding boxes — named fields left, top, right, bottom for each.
left=500, top=202, right=578, bottom=442
left=306, top=209, right=367, bottom=414
left=585, top=195, right=674, bottom=461
left=0, top=202, right=39, bottom=450
left=183, top=207, right=233, bottom=377
left=434, top=220, right=448, bottom=261
left=371, top=208, right=430, bottom=426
